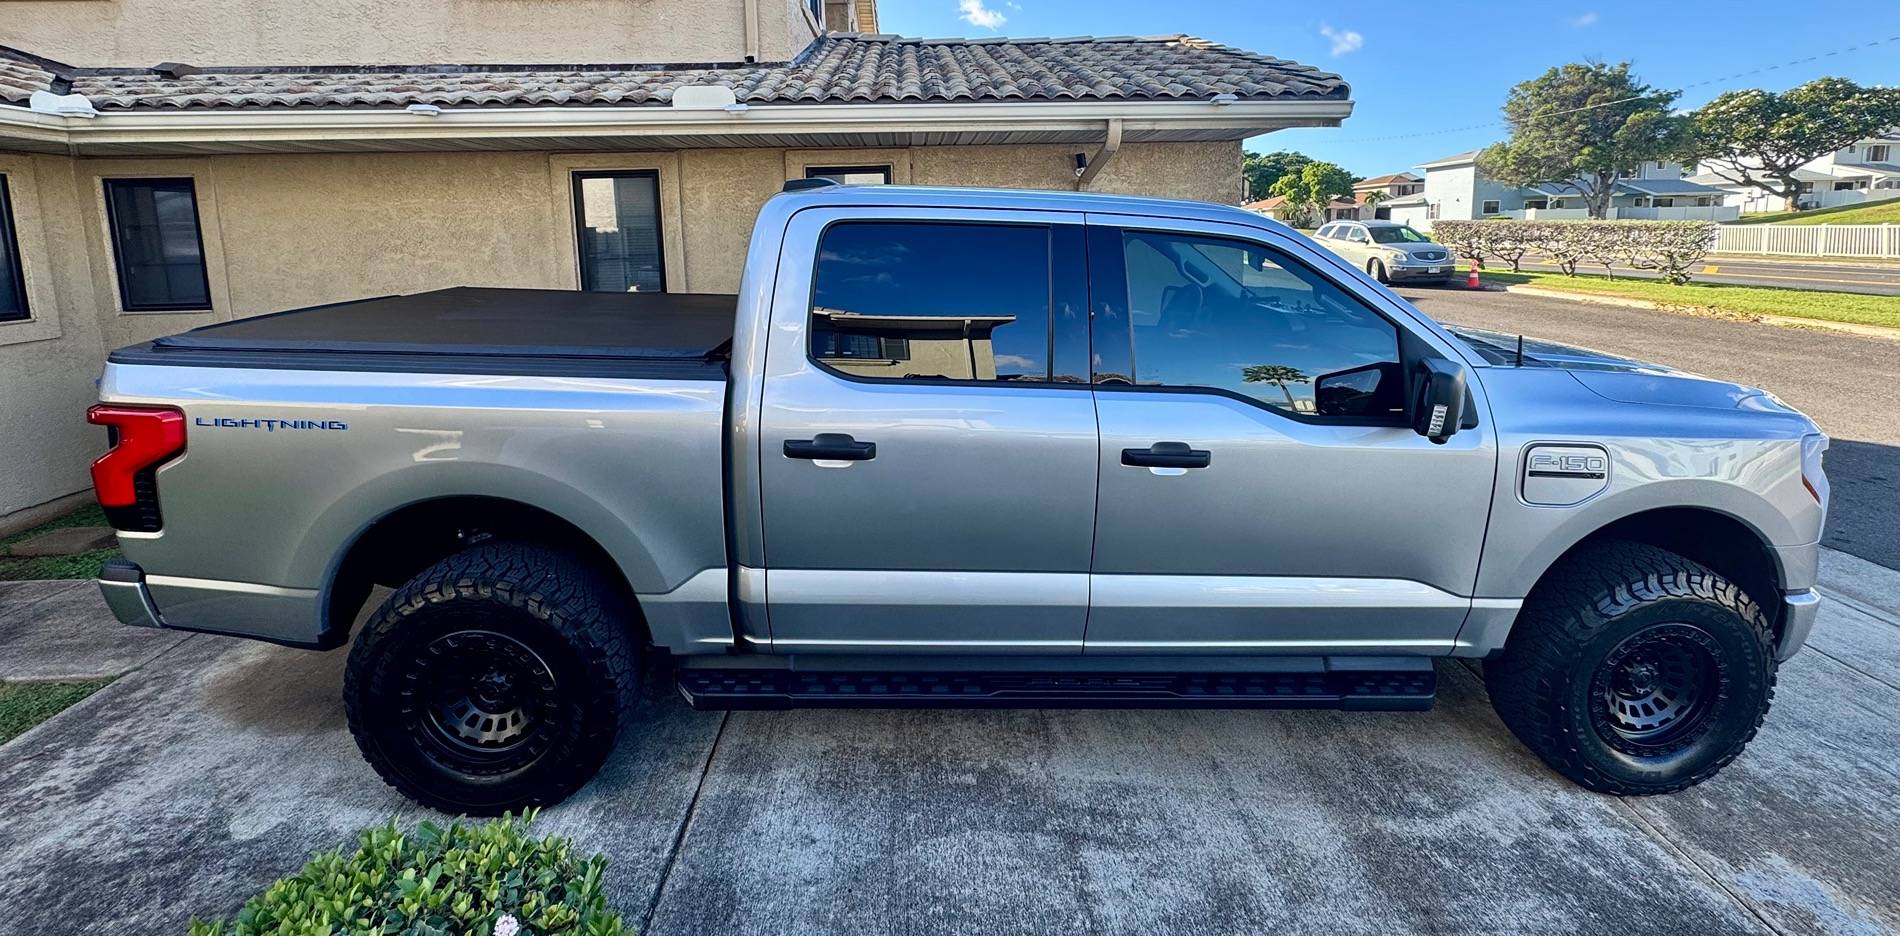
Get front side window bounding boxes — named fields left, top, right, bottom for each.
left=806, top=165, right=893, bottom=185
left=573, top=170, right=665, bottom=293
left=103, top=178, right=211, bottom=312
left=1117, top=231, right=1402, bottom=419
left=0, top=176, right=27, bottom=323
left=810, top=221, right=1052, bottom=382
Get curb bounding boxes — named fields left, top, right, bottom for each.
left=1501, top=284, right=1900, bottom=342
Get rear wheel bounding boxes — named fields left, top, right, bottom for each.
left=1368, top=258, right=1390, bottom=284
left=344, top=542, right=640, bottom=814
left=1484, top=541, right=1775, bottom=794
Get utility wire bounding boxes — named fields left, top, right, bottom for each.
left=1331, top=33, right=1900, bottom=145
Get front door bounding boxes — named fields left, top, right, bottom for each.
left=1083, top=218, right=1497, bottom=655
left=756, top=208, right=1096, bottom=652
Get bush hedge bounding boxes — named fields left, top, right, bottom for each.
left=1432, top=219, right=1717, bottom=285
left=187, top=812, right=633, bottom=936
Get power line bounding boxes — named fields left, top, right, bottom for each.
left=1329, top=33, right=1900, bottom=146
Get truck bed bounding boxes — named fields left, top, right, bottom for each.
left=107, top=287, right=735, bottom=379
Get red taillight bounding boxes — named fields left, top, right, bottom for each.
left=86, top=405, right=186, bottom=508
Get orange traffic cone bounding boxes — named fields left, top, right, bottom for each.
left=1466, top=261, right=1482, bottom=290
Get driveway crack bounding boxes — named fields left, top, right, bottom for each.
left=1614, top=798, right=1787, bottom=936
left=638, top=710, right=729, bottom=934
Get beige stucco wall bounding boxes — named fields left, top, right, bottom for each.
left=0, top=153, right=110, bottom=516
left=1, top=0, right=815, bottom=66
left=0, top=139, right=1239, bottom=516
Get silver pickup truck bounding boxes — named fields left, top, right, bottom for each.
left=89, top=183, right=1828, bottom=813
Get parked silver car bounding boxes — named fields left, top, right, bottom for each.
left=1314, top=219, right=1454, bottom=284
left=91, top=183, right=1826, bottom=813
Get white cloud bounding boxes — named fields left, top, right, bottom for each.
left=1318, top=24, right=1363, bottom=56
left=958, top=0, right=1007, bottom=30
left=1569, top=11, right=1599, bottom=27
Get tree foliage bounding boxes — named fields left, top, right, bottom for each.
left=1477, top=62, right=1688, bottom=220
left=1689, top=77, right=1900, bottom=212
left=1265, top=161, right=1356, bottom=227
left=1242, top=150, right=1312, bottom=202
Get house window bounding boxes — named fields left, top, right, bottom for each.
left=805, top=165, right=893, bottom=185
left=1524, top=199, right=1548, bottom=210
left=1799, top=182, right=1815, bottom=193
left=1, top=176, right=28, bottom=323
left=1870, top=145, right=1889, bottom=162
left=1696, top=197, right=1712, bottom=207
left=1633, top=197, right=1649, bottom=207
left=1427, top=202, right=1440, bottom=220
left=573, top=170, right=666, bottom=293
left=1480, top=199, right=1500, bottom=215
left=1654, top=198, right=1675, bottom=207
left=103, top=178, right=212, bottom=312
left=1834, top=181, right=1859, bottom=191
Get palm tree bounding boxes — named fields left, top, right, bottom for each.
left=1242, top=363, right=1310, bottom=409
left=1361, top=189, right=1387, bottom=218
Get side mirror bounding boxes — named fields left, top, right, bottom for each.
left=1411, top=358, right=1468, bottom=444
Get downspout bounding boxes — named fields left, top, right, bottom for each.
left=1075, top=117, right=1123, bottom=191
left=742, top=0, right=761, bottom=62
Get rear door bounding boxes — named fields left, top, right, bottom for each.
left=755, top=207, right=1096, bottom=652
left=1083, top=215, right=1497, bottom=655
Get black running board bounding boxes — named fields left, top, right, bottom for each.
left=676, top=668, right=1436, bottom=711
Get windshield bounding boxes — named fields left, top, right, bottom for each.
left=1369, top=226, right=1430, bottom=244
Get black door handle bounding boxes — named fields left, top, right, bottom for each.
left=1121, top=441, right=1210, bottom=469
left=785, top=433, right=877, bottom=461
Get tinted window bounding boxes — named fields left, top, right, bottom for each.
left=104, top=178, right=211, bottom=312
left=812, top=222, right=1051, bottom=381
left=1369, top=225, right=1430, bottom=244
left=0, top=176, right=26, bottom=323
left=574, top=170, right=665, bottom=293
left=1119, top=231, right=1402, bottom=418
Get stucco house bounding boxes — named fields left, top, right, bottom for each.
left=0, top=0, right=1355, bottom=525
left=1350, top=171, right=1420, bottom=219
left=1689, top=132, right=1900, bottom=213
left=1387, top=150, right=1734, bottom=230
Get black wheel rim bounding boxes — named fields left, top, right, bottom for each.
left=1590, top=623, right=1724, bottom=755
left=402, top=629, right=562, bottom=777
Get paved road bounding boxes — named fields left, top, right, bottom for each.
left=4, top=570, right=1900, bottom=935
left=1491, top=255, right=1900, bottom=295
left=1397, top=284, right=1900, bottom=570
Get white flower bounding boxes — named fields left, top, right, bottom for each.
left=494, top=913, right=521, bottom=936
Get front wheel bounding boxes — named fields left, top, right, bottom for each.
left=344, top=542, right=640, bottom=814
left=1484, top=541, right=1776, bottom=794
left=1368, top=258, right=1390, bottom=284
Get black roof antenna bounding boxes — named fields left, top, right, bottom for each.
left=783, top=177, right=841, bottom=193
left=1515, top=334, right=1525, bottom=368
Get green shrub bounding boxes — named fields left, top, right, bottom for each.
left=188, top=812, right=633, bottom=936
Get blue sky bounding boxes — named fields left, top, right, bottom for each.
left=880, top=0, right=1900, bottom=177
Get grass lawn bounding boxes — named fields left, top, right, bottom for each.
left=0, top=678, right=114, bottom=744
left=1737, top=199, right=1900, bottom=225
left=0, top=503, right=120, bottom=582
left=1462, top=264, right=1900, bottom=330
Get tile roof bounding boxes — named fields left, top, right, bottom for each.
left=1, top=34, right=1348, bottom=112
left=0, top=47, right=57, bottom=106
left=1354, top=172, right=1420, bottom=187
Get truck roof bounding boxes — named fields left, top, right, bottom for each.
left=108, top=287, right=734, bottom=379
left=768, top=183, right=1285, bottom=230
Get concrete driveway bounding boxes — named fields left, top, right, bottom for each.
left=1, top=550, right=1897, bottom=936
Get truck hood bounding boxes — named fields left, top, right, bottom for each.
left=1442, top=325, right=1798, bottom=414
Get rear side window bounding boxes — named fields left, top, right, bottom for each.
left=810, top=222, right=1051, bottom=382
left=1116, top=230, right=1403, bottom=419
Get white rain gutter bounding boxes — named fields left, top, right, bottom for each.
left=0, top=98, right=1352, bottom=155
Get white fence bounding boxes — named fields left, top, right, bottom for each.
left=1713, top=223, right=1900, bottom=259
left=1496, top=205, right=1741, bottom=222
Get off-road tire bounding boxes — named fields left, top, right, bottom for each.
left=344, top=542, right=640, bottom=814
left=1484, top=540, right=1775, bottom=795
left=1368, top=258, right=1390, bottom=284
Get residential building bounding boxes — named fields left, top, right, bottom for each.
left=1388, top=150, right=1734, bottom=230
left=1689, top=132, right=1900, bottom=213
left=1243, top=195, right=1359, bottom=225
left=1351, top=172, right=1421, bottom=219
left=0, top=0, right=1355, bottom=522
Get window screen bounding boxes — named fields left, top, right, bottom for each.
left=810, top=222, right=1052, bottom=382
left=573, top=170, right=666, bottom=293
left=0, top=177, right=27, bottom=322
left=104, top=178, right=211, bottom=312
left=1119, top=230, right=1402, bottom=418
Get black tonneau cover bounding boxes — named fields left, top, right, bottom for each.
left=108, top=287, right=735, bottom=379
